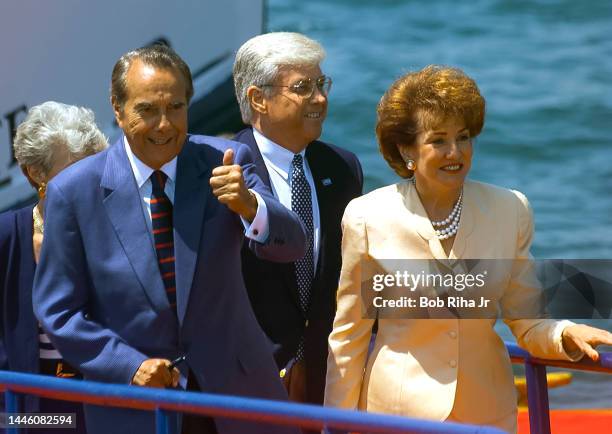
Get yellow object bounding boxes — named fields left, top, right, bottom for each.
left=38, top=182, right=47, bottom=200
left=514, top=372, right=573, bottom=407
left=279, top=368, right=286, bottom=378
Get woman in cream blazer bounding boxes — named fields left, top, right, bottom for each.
left=324, top=66, right=612, bottom=433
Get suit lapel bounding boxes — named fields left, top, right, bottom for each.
left=306, top=143, right=331, bottom=277
left=449, top=181, right=475, bottom=260
left=237, top=128, right=272, bottom=188
left=174, top=139, right=210, bottom=326
left=400, top=181, right=446, bottom=259
left=101, top=138, right=169, bottom=313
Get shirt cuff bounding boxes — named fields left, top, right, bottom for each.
left=552, top=320, right=583, bottom=361
left=241, top=189, right=269, bottom=243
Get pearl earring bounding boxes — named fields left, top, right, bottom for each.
left=406, top=159, right=416, bottom=171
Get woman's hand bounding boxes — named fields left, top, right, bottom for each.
left=562, top=324, right=612, bottom=361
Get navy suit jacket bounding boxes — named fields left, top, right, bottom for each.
left=234, top=128, right=363, bottom=404
left=32, top=135, right=305, bottom=434
left=0, top=206, right=40, bottom=413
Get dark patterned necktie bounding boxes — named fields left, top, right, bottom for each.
left=291, top=154, right=314, bottom=361
left=150, top=170, right=176, bottom=310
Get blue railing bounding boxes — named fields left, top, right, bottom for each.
left=0, top=369, right=502, bottom=434
left=506, top=341, right=612, bottom=434
left=1, top=342, right=610, bottom=434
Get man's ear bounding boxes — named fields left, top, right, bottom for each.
left=25, top=165, right=46, bottom=186
left=247, top=85, right=267, bottom=115
left=111, top=96, right=124, bottom=128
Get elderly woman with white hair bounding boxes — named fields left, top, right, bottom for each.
left=0, top=101, right=107, bottom=433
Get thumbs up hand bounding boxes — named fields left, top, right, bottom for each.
left=222, top=148, right=234, bottom=166
left=210, top=148, right=258, bottom=221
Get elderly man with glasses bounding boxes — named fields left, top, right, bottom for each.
left=233, top=32, right=363, bottom=407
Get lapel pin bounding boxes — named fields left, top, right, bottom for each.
left=322, top=178, right=332, bottom=186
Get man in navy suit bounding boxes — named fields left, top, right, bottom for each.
left=232, top=32, right=363, bottom=406
left=33, top=44, right=305, bottom=434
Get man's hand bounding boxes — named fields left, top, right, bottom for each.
left=210, top=149, right=258, bottom=221
left=131, top=358, right=179, bottom=388
left=562, top=324, right=612, bottom=361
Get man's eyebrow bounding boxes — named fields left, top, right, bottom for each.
left=134, top=102, right=153, bottom=111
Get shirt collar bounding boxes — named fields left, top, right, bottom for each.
left=124, top=136, right=177, bottom=188
left=252, top=128, right=306, bottom=181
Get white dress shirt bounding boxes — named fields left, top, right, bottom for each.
left=252, top=128, right=320, bottom=270
left=124, top=137, right=269, bottom=244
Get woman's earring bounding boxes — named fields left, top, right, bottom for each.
left=37, top=182, right=47, bottom=200
left=406, top=159, right=416, bottom=171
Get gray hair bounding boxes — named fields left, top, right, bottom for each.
left=111, top=44, right=194, bottom=110
left=13, top=101, right=108, bottom=177
left=233, top=32, right=326, bottom=123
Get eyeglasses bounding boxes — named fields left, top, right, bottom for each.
left=260, top=75, right=333, bottom=98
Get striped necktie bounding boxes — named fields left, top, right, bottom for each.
left=291, top=154, right=314, bottom=361
left=150, top=170, right=176, bottom=310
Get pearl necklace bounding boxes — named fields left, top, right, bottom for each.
left=411, top=179, right=462, bottom=240
left=433, top=194, right=462, bottom=240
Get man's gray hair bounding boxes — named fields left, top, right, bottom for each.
left=13, top=101, right=108, bottom=176
left=233, top=32, right=326, bottom=124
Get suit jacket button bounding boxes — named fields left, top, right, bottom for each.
left=253, top=229, right=259, bottom=235
left=305, top=320, right=309, bottom=328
